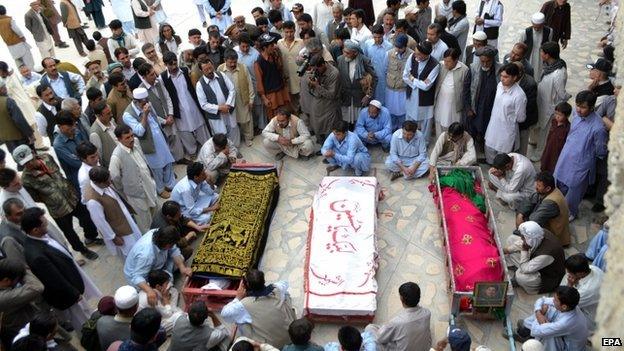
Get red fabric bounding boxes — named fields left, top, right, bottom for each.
left=440, top=187, right=503, bottom=292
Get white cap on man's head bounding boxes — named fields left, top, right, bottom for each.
left=522, top=339, right=545, bottom=351
left=531, top=12, right=545, bottom=24
left=472, top=31, right=487, bottom=41
left=114, top=285, right=139, bottom=309
left=369, top=100, right=382, bottom=109
left=132, top=87, right=149, bottom=100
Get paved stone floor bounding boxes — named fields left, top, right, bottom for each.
left=0, top=0, right=612, bottom=349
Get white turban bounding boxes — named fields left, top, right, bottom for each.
left=522, top=339, right=545, bottom=351
left=531, top=12, right=545, bottom=24
left=404, top=4, right=418, bottom=15
left=518, top=221, right=544, bottom=250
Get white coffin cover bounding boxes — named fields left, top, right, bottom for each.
left=305, top=177, right=379, bottom=316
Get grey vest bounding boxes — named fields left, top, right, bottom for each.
left=198, top=73, right=231, bottom=120
left=110, top=144, right=153, bottom=199
left=167, top=316, right=217, bottom=351
left=89, top=122, right=117, bottom=167
left=123, top=104, right=157, bottom=154
left=239, top=287, right=296, bottom=349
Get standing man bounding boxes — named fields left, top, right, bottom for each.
left=308, top=55, right=341, bottom=146
left=40, top=0, right=70, bottom=48
left=426, top=23, right=449, bottom=62
left=13, top=145, right=100, bottom=259
left=59, top=0, right=90, bottom=56
left=33, top=84, right=61, bottom=142
left=137, top=63, right=186, bottom=164
left=364, top=25, right=392, bottom=104
left=0, top=78, right=34, bottom=153
left=350, top=9, right=372, bottom=44
left=40, top=57, right=85, bottom=100
left=84, top=0, right=105, bottom=29
left=403, top=41, right=439, bottom=145
left=109, top=124, right=158, bottom=232
left=107, top=20, right=140, bottom=58
left=502, top=43, right=535, bottom=80
left=484, top=63, right=527, bottom=164
left=554, top=91, right=608, bottom=221
left=540, top=0, right=571, bottom=49
left=385, top=120, right=429, bottom=181
left=519, top=13, right=553, bottom=81
left=196, top=59, right=240, bottom=146
left=24, top=1, right=56, bottom=60
left=85, top=166, right=142, bottom=258
left=473, top=0, right=504, bottom=49
left=448, top=1, right=469, bottom=56
left=218, top=50, right=255, bottom=147
left=122, top=88, right=176, bottom=199
left=532, top=41, right=569, bottom=161
left=89, top=100, right=117, bottom=168
left=161, top=52, right=211, bottom=159
left=262, top=108, right=314, bottom=160
left=106, top=72, right=133, bottom=123
left=255, top=34, right=290, bottom=119
left=22, top=207, right=102, bottom=331
left=53, top=112, right=88, bottom=193
left=414, top=0, right=432, bottom=45
left=277, top=21, right=304, bottom=114
left=433, top=48, right=470, bottom=140
left=467, top=46, right=500, bottom=149
left=385, top=35, right=412, bottom=131
left=337, top=40, right=377, bottom=127
left=204, top=0, right=232, bottom=33
left=0, top=6, right=34, bottom=70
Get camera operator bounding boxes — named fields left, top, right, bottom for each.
left=307, top=55, right=342, bottom=150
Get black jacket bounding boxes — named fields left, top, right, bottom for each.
left=160, top=67, right=202, bottom=119
left=440, top=31, right=461, bottom=57
left=24, top=236, right=84, bottom=310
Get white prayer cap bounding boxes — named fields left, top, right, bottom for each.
left=0, top=78, right=6, bottom=88
left=472, top=31, right=488, bottom=41
left=475, top=346, right=493, bottom=351
left=404, top=4, right=418, bottom=15
left=522, top=339, right=545, bottom=351
left=518, top=221, right=544, bottom=249
left=132, top=87, right=149, bottom=100
left=369, top=100, right=382, bottom=109
left=531, top=12, right=545, bottom=24
left=114, top=285, right=139, bottom=309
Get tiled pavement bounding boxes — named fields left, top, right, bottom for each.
left=0, top=0, right=612, bottom=349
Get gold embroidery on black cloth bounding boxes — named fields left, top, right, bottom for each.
left=191, top=171, right=279, bottom=277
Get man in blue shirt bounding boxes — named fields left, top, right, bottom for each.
left=170, top=162, right=219, bottom=225
left=355, top=100, right=393, bottom=151
left=553, top=91, right=608, bottom=221
left=324, top=325, right=377, bottom=351
left=385, top=120, right=429, bottom=181
left=322, top=120, right=371, bottom=176
left=123, top=226, right=192, bottom=307
left=53, top=111, right=87, bottom=193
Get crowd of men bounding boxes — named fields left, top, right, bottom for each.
left=0, top=0, right=616, bottom=349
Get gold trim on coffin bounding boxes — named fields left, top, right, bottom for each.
left=192, top=171, right=279, bottom=277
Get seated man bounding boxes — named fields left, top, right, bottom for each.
left=198, top=133, right=242, bottom=181
left=488, top=153, right=536, bottom=210
left=170, top=162, right=220, bottom=226
left=324, top=325, right=377, bottom=351
left=151, top=201, right=207, bottom=260
left=515, top=286, right=588, bottom=350
left=428, top=122, right=476, bottom=179
left=504, top=221, right=565, bottom=294
left=561, top=254, right=603, bottom=330
left=516, top=171, right=571, bottom=246
left=221, top=269, right=296, bottom=349
left=168, top=301, right=230, bottom=351
left=366, top=282, right=432, bottom=351
left=262, top=108, right=315, bottom=160
left=355, top=100, right=392, bottom=151
left=283, top=318, right=323, bottom=351
left=107, top=308, right=166, bottom=351
left=385, top=120, right=429, bottom=181
left=123, top=226, right=192, bottom=307
left=137, top=270, right=184, bottom=334
left=429, top=328, right=471, bottom=351
left=322, top=120, right=371, bottom=176
left=97, top=286, right=139, bottom=351
left=585, top=222, right=608, bottom=271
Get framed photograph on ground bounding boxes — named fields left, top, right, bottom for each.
left=473, top=281, right=508, bottom=308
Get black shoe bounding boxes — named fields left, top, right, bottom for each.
left=56, top=42, right=70, bottom=48
left=315, top=150, right=323, bottom=156
left=322, top=158, right=329, bottom=164
left=326, top=165, right=339, bottom=175
left=80, top=249, right=99, bottom=260
left=390, top=172, right=402, bottom=181
left=85, top=238, right=104, bottom=246
left=275, top=152, right=286, bottom=161
left=591, top=203, right=606, bottom=212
